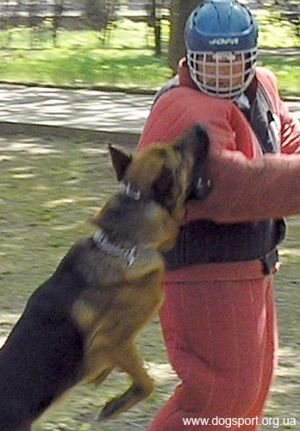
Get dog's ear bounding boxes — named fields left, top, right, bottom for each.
left=175, top=125, right=212, bottom=201
left=189, top=125, right=212, bottom=200
left=192, top=124, right=210, bottom=161
left=108, top=145, right=132, bottom=182
left=175, top=124, right=210, bottom=161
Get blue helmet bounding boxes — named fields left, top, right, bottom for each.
left=185, top=0, right=258, bottom=99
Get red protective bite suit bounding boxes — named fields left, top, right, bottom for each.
left=138, top=60, right=300, bottom=430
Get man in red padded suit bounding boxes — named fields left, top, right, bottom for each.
left=137, top=1, right=300, bottom=430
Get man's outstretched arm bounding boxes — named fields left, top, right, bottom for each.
left=186, top=150, right=300, bottom=224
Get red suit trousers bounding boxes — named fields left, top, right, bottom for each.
left=148, top=268, right=277, bottom=431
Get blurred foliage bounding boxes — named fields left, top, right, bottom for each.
left=0, top=1, right=298, bottom=95
left=258, top=56, right=299, bottom=98
left=0, top=16, right=298, bottom=95
left=84, top=0, right=119, bottom=31
left=0, top=0, right=122, bottom=47
left=0, top=20, right=172, bottom=91
left=0, top=1, right=298, bottom=50
left=254, top=0, right=299, bottom=39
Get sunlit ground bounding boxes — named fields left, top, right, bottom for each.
left=0, top=135, right=299, bottom=430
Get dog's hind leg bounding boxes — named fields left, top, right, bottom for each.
left=87, top=367, right=113, bottom=386
left=98, top=342, right=154, bottom=421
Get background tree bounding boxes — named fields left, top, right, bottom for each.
left=4, top=0, right=19, bottom=47
left=268, top=0, right=299, bottom=39
left=84, top=0, right=119, bottom=43
left=27, top=1, right=43, bottom=48
left=168, top=0, right=199, bottom=72
left=52, top=0, right=65, bottom=47
left=146, top=0, right=162, bottom=56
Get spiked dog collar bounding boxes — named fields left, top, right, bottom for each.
left=93, top=229, right=137, bottom=267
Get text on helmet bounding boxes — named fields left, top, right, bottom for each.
left=209, top=37, right=239, bottom=46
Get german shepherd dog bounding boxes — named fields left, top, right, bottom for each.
left=0, top=125, right=211, bottom=431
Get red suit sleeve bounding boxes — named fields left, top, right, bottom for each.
left=188, top=71, right=300, bottom=223
left=137, top=85, right=300, bottom=224
left=187, top=150, right=300, bottom=223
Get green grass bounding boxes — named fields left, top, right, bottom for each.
left=0, top=17, right=299, bottom=95
left=255, top=10, right=300, bottom=96
left=0, top=20, right=172, bottom=91
left=257, top=11, right=300, bottom=49
left=0, top=134, right=299, bottom=430
left=258, top=56, right=300, bottom=97
left=0, top=14, right=300, bottom=96
left=0, top=47, right=171, bottom=90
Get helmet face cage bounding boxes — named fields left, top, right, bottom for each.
left=187, top=48, right=257, bottom=99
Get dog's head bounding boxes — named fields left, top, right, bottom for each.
left=93, top=125, right=212, bottom=251
left=110, top=124, right=212, bottom=218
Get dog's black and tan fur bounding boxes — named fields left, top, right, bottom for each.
left=0, top=125, right=211, bottom=431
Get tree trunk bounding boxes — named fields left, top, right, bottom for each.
left=151, top=0, right=162, bottom=56
left=52, top=0, right=64, bottom=47
left=168, top=0, right=200, bottom=72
